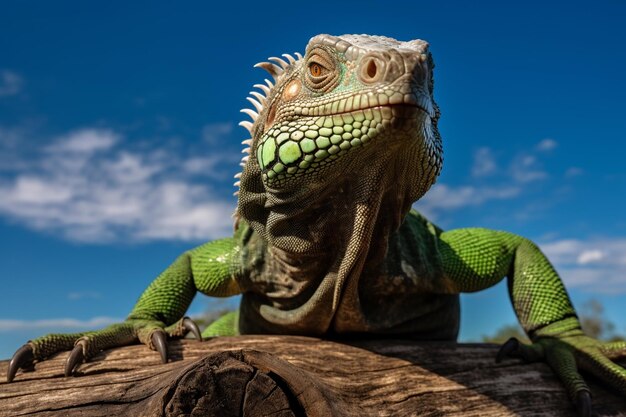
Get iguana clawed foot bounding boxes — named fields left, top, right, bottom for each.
left=496, top=334, right=626, bottom=417
left=7, top=316, right=202, bottom=382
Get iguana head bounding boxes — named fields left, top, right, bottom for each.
left=237, top=34, right=442, bottom=253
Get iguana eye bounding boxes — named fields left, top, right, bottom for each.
left=309, top=63, right=325, bottom=77
left=304, top=48, right=339, bottom=93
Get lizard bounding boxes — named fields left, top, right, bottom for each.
left=6, top=34, right=626, bottom=416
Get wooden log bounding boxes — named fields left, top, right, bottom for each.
left=0, top=336, right=624, bottom=416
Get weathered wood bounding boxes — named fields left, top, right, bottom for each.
left=0, top=336, right=624, bottom=416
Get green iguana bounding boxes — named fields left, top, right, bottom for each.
left=7, top=34, right=626, bottom=416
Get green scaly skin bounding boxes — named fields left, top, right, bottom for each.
left=7, top=34, right=625, bottom=415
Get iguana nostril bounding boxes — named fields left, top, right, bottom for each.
left=360, top=57, right=383, bottom=83
left=366, top=60, right=377, bottom=78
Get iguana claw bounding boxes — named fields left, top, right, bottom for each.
left=495, top=337, right=519, bottom=363
left=575, top=390, right=592, bottom=417
left=182, top=317, right=202, bottom=341
left=7, top=344, right=34, bottom=383
left=64, top=344, right=85, bottom=377
left=151, top=330, right=168, bottom=363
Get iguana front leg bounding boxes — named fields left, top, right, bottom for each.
left=7, top=237, right=241, bottom=382
left=438, top=228, right=626, bottom=416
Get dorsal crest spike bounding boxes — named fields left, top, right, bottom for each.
left=241, top=139, right=253, bottom=146
left=269, top=56, right=289, bottom=69
left=250, top=91, right=266, bottom=104
left=294, top=52, right=303, bottom=60
left=246, top=97, right=263, bottom=113
left=240, top=108, right=259, bottom=121
left=264, top=78, right=274, bottom=89
left=254, top=61, right=283, bottom=79
left=254, top=83, right=271, bottom=95
left=238, top=120, right=254, bottom=134
left=282, top=53, right=298, bottom=64
left=241, top=147, right=251, bottom=154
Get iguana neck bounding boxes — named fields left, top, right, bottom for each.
left=239, top=144, right=416, bottom=333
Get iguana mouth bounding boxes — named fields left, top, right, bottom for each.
left=331, top=102, right=427, bottom=117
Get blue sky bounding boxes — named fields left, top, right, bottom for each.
left=1, top=1, right=625, bottom=359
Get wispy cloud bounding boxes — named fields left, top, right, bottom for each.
left=0, top=125, right=35, bottom=171
left=0, top=316, right=120, bottom=332
left=540, top=238, right=626, bottom=266
left=0, top=124, right=238, bottom=243
left=46, top=129, right=119, bottom=153
left=565, top=167, right=584, bottom=178
left=510, top=154, right=548, bottom=183
left=202, top=122, right=233, bottom=144
left=416, top=139, right=557, bottom=218
left=536, top=138, right=558, bottom=152
left=0, top=70, right=23, bottom=97
left=577, top=250, right=605, bottom=265
left=508, top=139, right=558, bottom=182
left=471, top=147, right=497, bottom=177
left=416, top=184, right=521, bottom=219
left=540, top=238, right=626, bottom=293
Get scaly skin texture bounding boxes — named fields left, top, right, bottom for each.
left=8, top=34, right=625, bottom=415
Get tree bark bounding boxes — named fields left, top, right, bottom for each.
left=0, top=336, right=624, bottom=416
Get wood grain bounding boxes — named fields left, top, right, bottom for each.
left=0, top=336, right=624, bottom=416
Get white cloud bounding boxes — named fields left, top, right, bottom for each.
left=9, top=177, right=73, bottom=204
left=0, top=70, right=23, bottom=97
left=416, top=136, right=563, bottom=218
left=415, top=183, right=521, bottom=219
left=536, top=138, right=558, bottom=152
left=0, top=125, right=237, bottom=243
left=471, top=147, right=497, bottom=177
left=540, top=239, right=626, bottom=266
left=577, top=250, right=605, bottom=265
left=0, top=316, right=120, bottom=332
left=46, top=129, right=119, bottom=154
left=510, top=154, right=548, bottom=183
left=184, top=156, right=230, bottom=176
left=539, top=238, right=626, bottom=293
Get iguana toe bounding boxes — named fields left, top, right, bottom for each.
left=64, top=344, right=85, bottom=377
left=7, top=344, right=34, bottom=383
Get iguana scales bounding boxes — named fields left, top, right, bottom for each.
left=7, top=34, right=626, bottom=416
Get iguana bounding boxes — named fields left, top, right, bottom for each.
left=6, top=34, right=626, bottom=416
